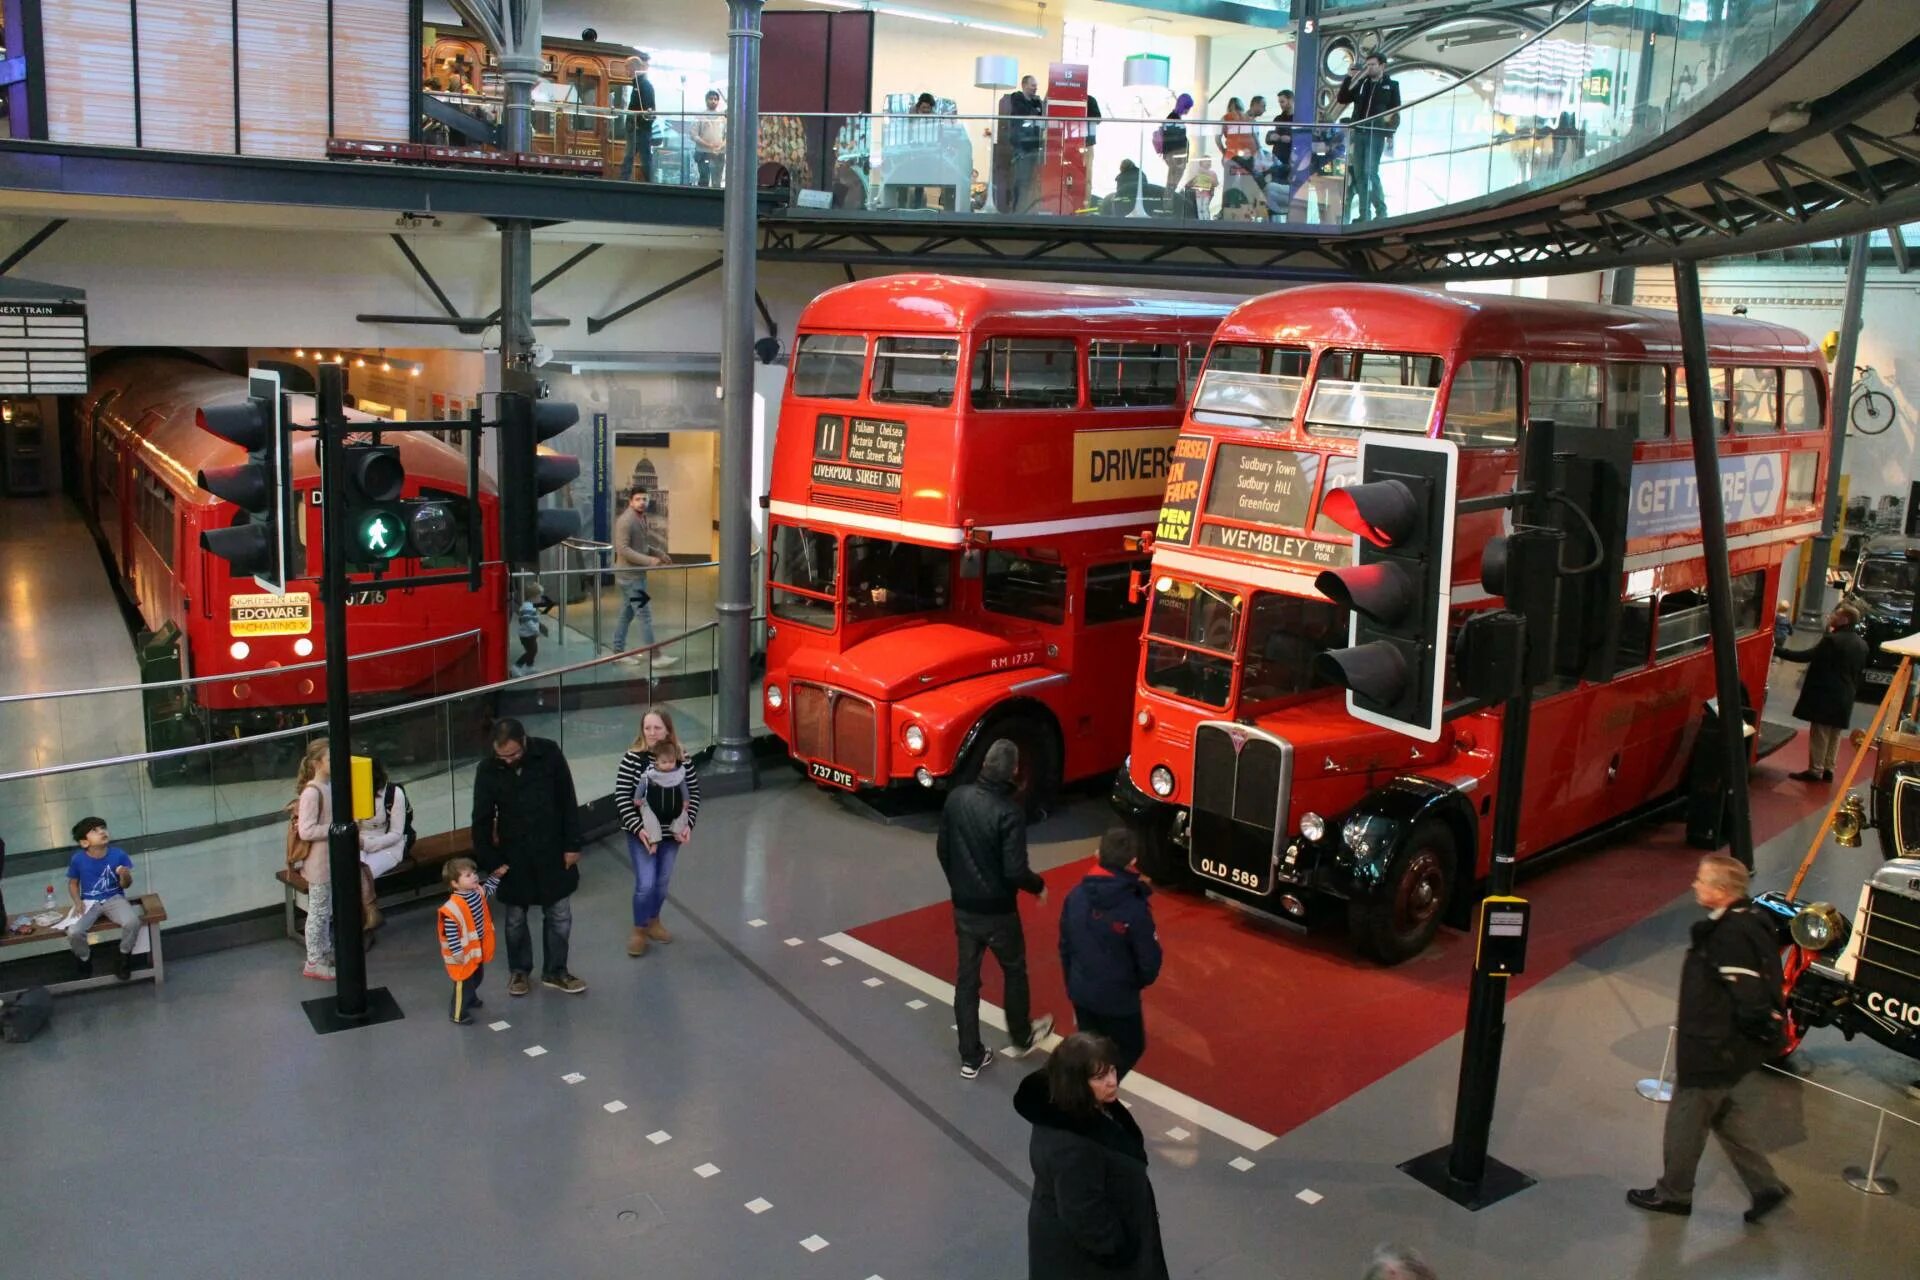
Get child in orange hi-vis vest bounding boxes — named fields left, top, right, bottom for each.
left=440, top=856, right=508, bottom=1025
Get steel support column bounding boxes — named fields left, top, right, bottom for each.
left=1674, top=259, right=1756, bottom=869
left=1802, top=234, right=1870, bottom=623
left=713, top=0, right=765, bottom=781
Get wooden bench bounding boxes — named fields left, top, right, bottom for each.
left=1, top=894, right=168, bottom=996
left=276, top=831, right=472, bottom=941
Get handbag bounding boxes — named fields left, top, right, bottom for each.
left=285, top=814, right=307, bottom=869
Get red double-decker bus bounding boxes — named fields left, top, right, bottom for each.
left=1113, top=284, right=1829, bottom=961
left=763, top=275, right=1231, bottom=810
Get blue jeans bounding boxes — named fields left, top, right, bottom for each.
left=629, top=834, right=679, bottom=925
left=1348, top=128, right=1388, bottom=222
left=612, top=578, right=655, bottom=653
left=503, top=898, right=572, bottom=979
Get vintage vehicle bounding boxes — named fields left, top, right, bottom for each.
left=1761, top=862, right=1920, bottom=1063
left=1840, top=535, right=1919, bottom=696
left=1114, top=283, right=1831, bottom=962
left=762, top=274, right=1231, bottom=811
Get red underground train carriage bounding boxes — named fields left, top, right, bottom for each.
left=74, top=353, right=510, bottom=756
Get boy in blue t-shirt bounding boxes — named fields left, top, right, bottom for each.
left=66, top=816, right=141, bottom=980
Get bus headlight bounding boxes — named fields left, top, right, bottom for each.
left=1149, top=766, right=1175, bottom=798
left=229, top=641, right=251, bottom=661
left=903, top=723, right=927, bottom=755
left=766, top=684, right=783, bottom=710
left=1791, top=902, right=1849, bottom=953
left=1136, top=708, right=1155, bottom=731
left=1299, top=811, right=1326, bottom=843
left=1342, top=814, right=1372, bottom=858
left=293, top=638, right=314, bottom=657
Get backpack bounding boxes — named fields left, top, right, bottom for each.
left=1, top=986, right=53, bottom=1043
left=386, top=783, right=418, bottom=857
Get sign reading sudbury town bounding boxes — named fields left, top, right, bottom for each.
left=1203, top=444, right=1321, bottom=528
left=229, top=591, right=314, bottom=637
left=1155, top=434, right=1210, bottom=546
left=0, top=300, right=88, bottom=394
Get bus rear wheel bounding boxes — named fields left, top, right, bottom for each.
left=958, top=712, right=1060, bottom=820
left=1348, top=822, right=1456, bottom=965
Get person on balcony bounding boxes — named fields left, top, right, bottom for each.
left=694, top=89, right=727, bottom=188
left=1337, top=52, right=1401, bottom=222
left=1155, top=94, right=1194, bottom=194
left=1008, top=75, right=1046, bottom=212
left=620, top=53, right=657, bottom=182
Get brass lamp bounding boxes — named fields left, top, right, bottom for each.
left=1833, top=791, right=1868, bottom=848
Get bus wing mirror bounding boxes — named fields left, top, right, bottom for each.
left=1129, top=568, right=1147, bottom=604
left=961, top=548, right=984, bottom=580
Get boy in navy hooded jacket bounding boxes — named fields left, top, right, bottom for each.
left=1059, top=827, right=1164, bottom=1078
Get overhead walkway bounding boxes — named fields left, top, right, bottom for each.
left=758, top=0, right=1920, bottom=281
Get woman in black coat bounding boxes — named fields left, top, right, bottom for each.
left=1777, top=603, right=1869, bottom=782
left=1014, top=1033, right=1169, bottom=1280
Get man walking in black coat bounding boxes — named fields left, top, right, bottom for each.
left=1778, top=603, right=1868, bottom=782
left=1335, top=51, right=1401, bottom=222
left=619, top=53, right=657, bottom=182
left=937, top=738, right=1054, bottom=1078
left=1060, top=827, right=1163, bottom=1079
left=1629, top=855, right=1791, bottom=1221
left=472, top=718, right=587, bottom=996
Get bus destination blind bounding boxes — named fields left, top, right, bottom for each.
left=811, top=415, right=906, bottom=493
left=0, top=301, right=88, bottom=394
left=1196, top=444, right=1350, bottom=567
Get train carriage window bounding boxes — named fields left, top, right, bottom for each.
left=1304, top=350, right=1443, bottom=437
left=1653, top=589, right=1711, bottom=661
left=1440, top=358, right=1521, bottom=447
left=971, top=338, right=1078, bottom=410
left=1783, top=368, right=1822, bottom=432
left=1731, top=367, right=1779, bottom=434
left=1609, top=364, right=1666, bottom=439
left=982, top=551, right=1068, bottom=623
left=1084, top=559, right=1149, bottom=626
left=872, top=336, right=960, bottom=408
left=1528, top=361, right=1601, bottom=430
left=1088, top=342, right=1180, bottom=408
left=791, top=334, right=866, bottom=400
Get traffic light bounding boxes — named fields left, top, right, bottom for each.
left=497, top=391, right=581, bottom=564
left=197, top=368, right=293, bottom=593
left=341, top=442, right=405, bottom=567
left=1312, top=435, right=1458, bottom=743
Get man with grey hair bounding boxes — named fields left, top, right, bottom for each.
left=1363, top=1243, right=1436, bottom=1280
left=1629, top=854, right=1791, bottom=1221
left=936, top=738, right=1054, bottom=1078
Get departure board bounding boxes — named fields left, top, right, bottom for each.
left=0, top=301, right=88, bottom=394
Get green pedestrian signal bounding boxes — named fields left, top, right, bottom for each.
left=353, top=507, right=404, bottom=562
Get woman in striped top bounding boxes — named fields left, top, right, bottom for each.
left=613, top=709, right=701, bottom=958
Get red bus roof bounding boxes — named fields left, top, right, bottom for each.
left=801, top=274, right=1236, bottom=335
left=1216, top=284, right=1820, bottom=363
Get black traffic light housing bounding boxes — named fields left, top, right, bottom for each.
left=497, top=391, right=581, bottom=564
left=1545, top=424, right=1634, bottom=683
left=1312, top=435, right=1458, bottom=742
left=341, top=442, right=406, bottom=567
left=197, top=368, right=294, bottom=592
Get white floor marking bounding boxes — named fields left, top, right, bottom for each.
left=784, top=937, right=805, bottom=947
left=799, top=1235, right=830, bottom=1252
left=1296, top=1188, right=1323, bottom=1205
left=819, top=932, right=1278, bottom=1152
left=863, top=976, right=884, bottom=987
left=821, top=956, right=842, bottom=966
left=562, top=1072, right=585, bottom=1085
left=524, top=1045, right=547, bottom=1058
left=646, top=1130, right=672, bottom=1145
left=695, top=1163, right=721, bottom=1178
left=745, top=1197, right=773, bottom=1214
left=748, top=919, right=768, bottom=928
left=488, top=1020, right=510, bottom=1030
left=1229, top=1156, right=1255, bottom=1172
left=906, top=999, right=928, bottom=1010
left=604, top=1100, right=628, bottom=1114
left=1166, top=1127, right=1191, bottom=1141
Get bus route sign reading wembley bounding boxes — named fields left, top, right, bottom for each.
left=0, top=300, right=88, bottom=394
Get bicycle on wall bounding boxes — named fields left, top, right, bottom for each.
left=1851, top=365, right=1899, bottom=434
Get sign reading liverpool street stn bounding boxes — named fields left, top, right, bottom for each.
left=230, top=591, right=314, bottom=637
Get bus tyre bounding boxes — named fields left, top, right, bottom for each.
left=1348, top=822, right=1456, bottom=965
left=961, top=712, right=1059, bottom=820
left=1134, top=814, right=1195, bottom=891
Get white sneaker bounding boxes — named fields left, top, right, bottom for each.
left=652, top=654, right=679, bottom=669
left=1006, top=1013, right=1055, bottom=1058
left=616, top=655, right=644, bottom=666
left=303, top=962, right=336, bottom=981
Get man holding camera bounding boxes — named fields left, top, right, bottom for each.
left=1336, top=52, right=1401, bottom=223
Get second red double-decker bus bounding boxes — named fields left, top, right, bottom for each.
left=1113, top=284, right=1829, bottom=961
left=763, top=275, right=1231, bottom=811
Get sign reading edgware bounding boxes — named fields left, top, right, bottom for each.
left=230, top=591, right=313, bottom=637
left=1627, top=453, right=1783, bottom=539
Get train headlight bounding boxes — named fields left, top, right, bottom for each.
left=766, top=684, right=783, bottom=710
left=293, top=638, right=314, bottom=657
left=1299, top=811, right=1327, bottom=843
left=903, top=723, right=927, bottom=755
left=1342, top=815, right=1372, bottom=858
left=229, top=641, right=251, bottom=661
left=1791, top=902, right=1849, bottom=953
left=1149, top=765, right=1175, bottom=798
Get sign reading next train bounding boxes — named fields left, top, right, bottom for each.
left=0, top=300, right=89, bottom=395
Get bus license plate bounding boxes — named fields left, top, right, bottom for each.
left=808, top=760, right=858, bottom=790
left=1191, top=851, right=1273, bottom=896
left=1866, top=668, right=1893, bottom=685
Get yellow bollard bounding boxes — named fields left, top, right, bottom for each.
left=350, top=755, right=375, bottom=821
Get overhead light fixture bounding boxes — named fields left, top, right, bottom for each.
left=1124, top=53, right=1170, bottom=89
left=293, top=348, right=306, bottom=357
left=792, top=0, right=1041, bottom=38
left=1768, top=103, right=1811, bottom=133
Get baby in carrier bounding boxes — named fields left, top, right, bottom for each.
left=637, top=741, right=692, bottom=848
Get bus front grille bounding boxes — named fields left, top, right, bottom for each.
left=791, top=680, right=880, bottom=782
left=1188, top=722, right=1291, bottom=882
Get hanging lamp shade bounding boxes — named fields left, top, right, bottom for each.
left=1123, top=53, right=1170, bottom=89
left=975, top=54, right=1019, bottom=90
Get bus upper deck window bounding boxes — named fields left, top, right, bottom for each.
left=1673, top=366, right=1730, bottom=432
left=1441, top=358, right=1520, bottom=447
left=1609, top=365, right=1666, bottom=439
left=1731, top=367, right=1780, bottom=434
left=1089, top=342, right=1180, bottom=408
left=1528, top=362, right=1601, bottom=430
left=1783, top=368, right=1822, bottom=432
left=971, top=338, right=1078, bottom=411
left=792, top=334, right=866, bottom=400
left=1305, top=350, right=1442, bottom=437
left=872, top=336, right=960, bottom=408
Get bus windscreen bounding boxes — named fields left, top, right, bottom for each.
left=1240, top=594, right=1347, bottom=705
left=846, top=536, right=953, bottom=620
left=1143, top=577, right=1239, bottom=707
left=771, top=523, right=839, bottom=628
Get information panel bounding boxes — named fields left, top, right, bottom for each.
left=0, top=300, right=88, bottom=394
left=1203, top=444, right=1321, bottom=528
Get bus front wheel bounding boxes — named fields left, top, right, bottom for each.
left=958, top=712, right=1060, bottom=820
left=1348, top=822, right=1456, bottom=965
left=1134, top=812, right=1196, bottom=891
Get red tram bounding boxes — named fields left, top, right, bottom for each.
left=75, top=353, right=508, bottom=747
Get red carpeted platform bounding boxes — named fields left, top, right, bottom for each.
left=848, top=753, right=1844, bottom=1140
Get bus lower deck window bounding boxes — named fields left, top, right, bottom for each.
left=846, top=536, right=951, bottom=618
left=982, top=551, right=1067, bottom=623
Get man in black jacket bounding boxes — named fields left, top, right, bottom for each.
left=1006, top=74, right=1045, bottom=212
left=938, top=738, right=1054, bottom=1078
left=1060, top=827, right=1163, bottom=1079
left=472, top=718, right=587, bottom=996
left=619, top=53, right=656, bottom=182
left=1629, top=855, right=1791, bottom=1221
left=1778, top=603, right=1868, bottom=782
left=1335, top=52, right=1401, bottom=222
